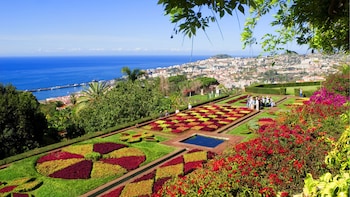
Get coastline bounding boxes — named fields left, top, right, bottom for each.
left=30, top=53, right=344, bottom=104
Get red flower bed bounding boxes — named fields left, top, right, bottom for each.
left=101, top=149, right=216, bottom=197
left=160, top=156, right=184, bottom=167
left=93, top=142, right=127, bottom=154
left=0, top=185, right=17, bottom=193
left=184, top=161, right=203, bottom=174
left=225, top=95, right=247, bottom=104
left=13, top=193, right=30, bottom=197
left=36, top=151, right=84, bottom=163
left=49, top=160, right=93, bottom=179
left=100, top=156, right=146, bottom=170
left=133, top=170, right=156, bottom=182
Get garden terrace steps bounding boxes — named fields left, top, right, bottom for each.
left=81, top=148, right=187, bottom=197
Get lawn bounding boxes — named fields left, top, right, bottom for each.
left=0, top=131, right=175, bottom=197
left=276, top=85, right=321, bottom=95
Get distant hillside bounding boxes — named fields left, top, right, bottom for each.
left=211, top=54, right=232, bottom=59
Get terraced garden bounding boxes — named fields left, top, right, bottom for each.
left=0, top=94, right=307, bottom=197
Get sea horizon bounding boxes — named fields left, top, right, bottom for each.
left=0, top=55, right=220, bottom=100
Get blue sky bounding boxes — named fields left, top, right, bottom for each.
left=0, top=1, right=308, bottom=57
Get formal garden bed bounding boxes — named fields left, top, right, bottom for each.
left=0, top=133, right=175, bottom=197
left=141, top=104, right=254, bottom=133
left=100, top=149, right=216, bottom=197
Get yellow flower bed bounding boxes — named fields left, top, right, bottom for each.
left=36, top=158, right=84, bottom=176
left=183, top=151, right=207, bottom=163
left=61, top=144, right=93, bottom=156
left=15, top=179, right=43, bottom=192
left=90, top=162, right=127, bottom=178
left=191, top=126, right=204, bottom=130
left=8, top=177, right=32, bottom=185
left=227, top=117, right=237, bottom=121
left=156, top=163, right=183, bottom=180
left=104, top=147, right=144, bottom=158
left=120, top=179, right=154, bottom=197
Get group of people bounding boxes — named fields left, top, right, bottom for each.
left=246, top=95, right=275, bottom=111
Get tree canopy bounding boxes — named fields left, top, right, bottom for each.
left=0, top=84, right=47, bottom=159
left=158, top=0, right=349, bottom=54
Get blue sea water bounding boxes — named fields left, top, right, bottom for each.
left=0, top=55, right=209, bottom=101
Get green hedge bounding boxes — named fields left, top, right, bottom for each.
left=245, top=86, right=286, bottom=95
left=254, top=81, right=321, bottom=88
left=245, top=81, right=322, bottom=95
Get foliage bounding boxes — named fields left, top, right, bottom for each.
left=76, top=80, right=164, bottom=133
left=322, top=64, right=350, bottom=97
left=195, top=77, right=218, bottom=88
left=0, top=84, right=47, bottom=159
left=158, top=0, right=349, bottom=53
left=301, top=126, right=350, bottom=197
left=75, top=81, right=110, bottom=113
left=121, top=66, right=146, bottom=82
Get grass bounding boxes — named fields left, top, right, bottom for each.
left=274, top=85, right=320, bottom=95
left=0, top=132, right=175, bottom=197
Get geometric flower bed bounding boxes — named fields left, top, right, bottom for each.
left=100, top=149, right=216, bottom=197
left=141, top=104, right=254, bottom=134
left=0, top=177, right=43, bottom=197
left=284, top=98, right=309, bottom=107
left=35, top=142, right=146, bottom=179
left=257, top=118, right=275, bottom=127
left=119, top=131, right=159, bottom=143
left=225, top=95, right=248, bottom=104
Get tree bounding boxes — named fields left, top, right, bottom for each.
left=76, top=81, right=164, bottom=133
left=121, top=66, right=146, bottom=82
left=0, top=84, right=47, bottom=159
left=75, top=81, right=109, bottom=113
left=158, top=0, right=349, bottom=53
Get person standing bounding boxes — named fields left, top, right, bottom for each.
left=255, top=97, right=259, bottom=111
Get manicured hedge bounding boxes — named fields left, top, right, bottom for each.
left=245, top=81, right=322, bottom=95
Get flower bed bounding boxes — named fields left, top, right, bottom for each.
left=141, top=104, right=254, bottom=134
left=35, top=142, right=146, bottom=179
left=258, top=118, right=275, bottom=126
left=101, top=149, right=216, bottom=197
left=119, top=131, right=158, bottom=143
left=0, top=177, right=42, bottom=197
left=225, top=95, right=248, bottom=104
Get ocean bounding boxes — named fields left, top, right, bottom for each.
left=0, top=55, right=210, bottom=101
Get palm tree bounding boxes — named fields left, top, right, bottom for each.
left=121, top=66, right=146, bottom=82
left=75, top=81, right=109, bottom=113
